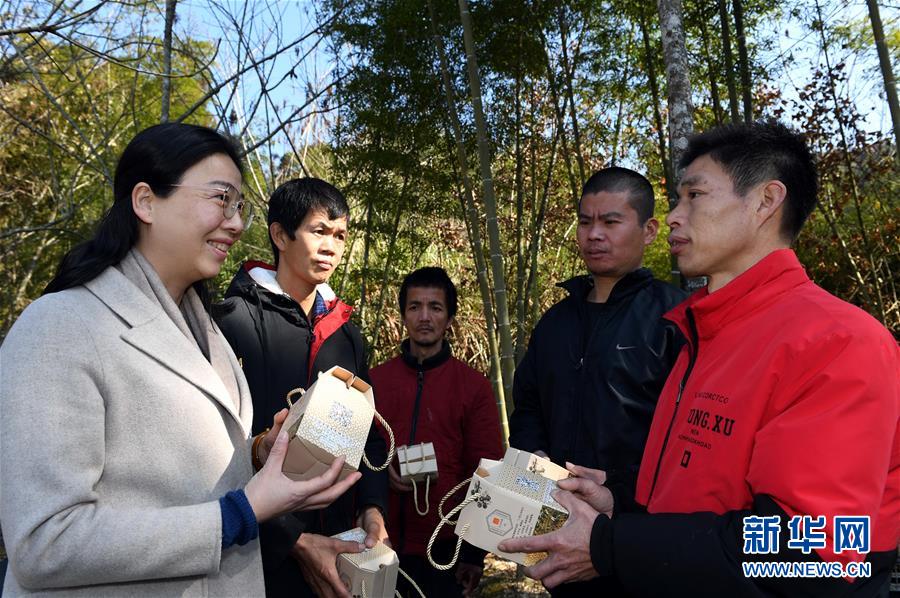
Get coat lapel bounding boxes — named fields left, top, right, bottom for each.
left=85, top=268, right=248, bottom=434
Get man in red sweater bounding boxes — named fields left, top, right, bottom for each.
left=371, top=267, right=503, bottom=597
left=499, top=120, right=899, bottom=596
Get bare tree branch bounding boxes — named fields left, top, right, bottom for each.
left=0, top=2, right=102, bottom=37
left=174, top=5, right=344, bottom=123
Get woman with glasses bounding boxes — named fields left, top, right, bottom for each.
left=0, top=123, right=361, bottom=597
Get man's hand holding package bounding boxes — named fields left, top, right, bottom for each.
left=357, top=505, right=390, bottom=548
left=293, top=533, right=363, bottom=598
left=387, top=462, right=414, bottom=493
left=498, top=489, right=602, bottom=589
left=499, top=463, right=614, bottom=588
left=244, top=430, right=361, bottom=522
left=561, top=463, right=614, bottom=517
left=497, top=465, right=614, bottom=589
left=256, top=408, right=289, bottom=465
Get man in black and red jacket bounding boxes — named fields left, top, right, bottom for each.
left=500, top=121, right=899, bottom=596
left=215, top=178, right=388, bottom=598
left=370, top=267, right=503, bottom=597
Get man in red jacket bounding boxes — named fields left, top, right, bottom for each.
left=499, top=120, right=899, bottom=596
left=370, top=267, right=503, bottom=597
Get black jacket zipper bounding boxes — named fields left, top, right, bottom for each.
left=305, top=321, right=315, bottom=386
left=647, top=308, right=699, bottom=504
left=408, top=370, right=425, bottom=444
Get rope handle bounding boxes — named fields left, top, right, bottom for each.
left=398, top=565, right=426, bottom=598
left=335, top=372, right=396, bottom=473
left=426, top=477, right=481, bottom=570
left=411, top=475, right=431, bottom=516
left=285, top=387, right=305, bottom=408
left=404, top=442, right=429, bottom=476
left=405, top=442, right=433, bottom=515
left=437, top=476, right=472, bottom=524
left=361, top=409, right=395, bottom=472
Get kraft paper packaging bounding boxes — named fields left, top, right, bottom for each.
left=398, top=442, right=438, bottom=482
left=454, top=447, right=570, bottom=565
left=281, top=366, right=376, bottom=482
left=332, top=527, right=400, bottom=598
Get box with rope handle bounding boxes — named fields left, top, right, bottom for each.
left=332, top=528, right=427, bottom=598
left=333, top=527, right=399, bottom=598
left=280, top=365, right=395, bottom=482
left=398, top=442, right=439, bottom=516
left=397, top=442, right=438, bottom=482
left=428, top=448, right=571, bottom=568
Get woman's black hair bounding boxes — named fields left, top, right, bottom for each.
left=43, top=123, right=243, bottom=303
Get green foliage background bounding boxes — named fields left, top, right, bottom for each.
left=1, top=0, right=897, bottom=377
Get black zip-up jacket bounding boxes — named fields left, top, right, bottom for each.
left=214, top=263, right=388, bottom=598
left=509, top=268, right=686, bottom=509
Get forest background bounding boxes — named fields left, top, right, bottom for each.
left=1, top=0, right=898, bottom=436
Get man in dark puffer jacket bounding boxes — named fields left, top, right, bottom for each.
left=215, top=178, right=388, bottom=598
left=509, top=167, right=686, bottom=596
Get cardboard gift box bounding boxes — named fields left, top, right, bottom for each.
left=398, top=442, right=439, bottom=515
left=450, top=448, right=570, bottom=566
left=398, top=442, right=438, bottom=482
left=281, top=366, right=391, bottom=482
left=332, top=528, right=399, bottom=598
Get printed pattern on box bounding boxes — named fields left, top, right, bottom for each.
left=333, top=527, right=400, bottom=598
left=281, top=366, right=376, bottom=482
left=451, top=449, right=570, bottom=566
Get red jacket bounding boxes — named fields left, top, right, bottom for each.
left=635, top=249, right=900, bottom=566
left=370, top=341, right=503, bottom=556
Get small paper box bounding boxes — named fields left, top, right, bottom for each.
left=333, top=528, right=399, bottom=598
left=281, top=366, right=375, bottom=482
left=454, top=448, right=570, bottom=565
left=501, top=446, right=570, bottom=481
left=398, top=442, right=439, bottom=482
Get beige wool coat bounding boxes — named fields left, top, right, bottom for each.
left=0, top=266, right=265, bottom=596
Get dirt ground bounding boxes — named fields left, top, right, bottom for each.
left=473, top=554, right=549, bottom=597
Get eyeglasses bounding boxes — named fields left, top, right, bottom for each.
left=169, top=183, right=255, bottom=228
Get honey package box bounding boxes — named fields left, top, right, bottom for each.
left=280, top=366, right=375, bottom=482
left=332, top=528, right=399, bottom=598
left=398, top=442, right=438, bottom=482
left=501, top=447, right=571, bottom=481
left=454, top=447, right=570, bottom=566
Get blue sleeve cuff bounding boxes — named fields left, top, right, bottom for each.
left=219, top=489, right=259, bottom=549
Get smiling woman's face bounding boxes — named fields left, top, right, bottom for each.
left=135, top=153, right=244, bottom=298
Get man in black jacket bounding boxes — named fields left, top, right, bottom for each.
left=215, top=178, right=388, bottom=598
left=508, top=166, right=685, bottom=596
